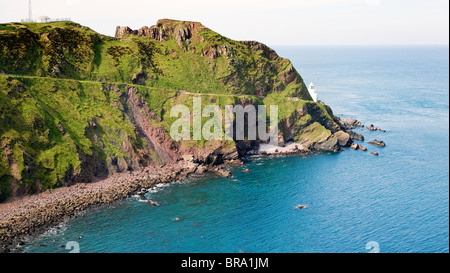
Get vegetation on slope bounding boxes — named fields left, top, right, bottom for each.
left=0, top=19, right=340, bottom=201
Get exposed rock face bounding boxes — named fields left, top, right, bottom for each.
left=115, top=19, right=205, bottom=49
left=278, top=64, right=300, bottom=86
left=334, top=131, right=353, bottom=147
left=314, top=136, right=341, bottom=152
left=115, top=26, right=133, bottom=39
left=241, top=41, right=279, bottom=62
left=125, top=86, right=180, bottom=165
left=347, top=130, right=365, bottom=141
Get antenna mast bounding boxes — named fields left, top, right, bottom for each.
left=28, top=0, right=32, bottom=21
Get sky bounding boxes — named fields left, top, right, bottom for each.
left=0, top=0, right=448, bottom=46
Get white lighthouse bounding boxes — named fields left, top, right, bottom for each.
left=308, top=82, right=318, bottom=102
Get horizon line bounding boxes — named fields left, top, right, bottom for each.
left=269, top=44, right=449, bottom=47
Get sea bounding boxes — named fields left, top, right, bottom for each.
left=24, top=45, right=449, bottom=253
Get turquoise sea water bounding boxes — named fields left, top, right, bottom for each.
left=25, top=46, right=449, bottom=253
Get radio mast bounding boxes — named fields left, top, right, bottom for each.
left=28, top=0, right=32, bottom=21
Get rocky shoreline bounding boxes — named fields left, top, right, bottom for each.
left=0, top=150, right=309, bottom=253
left=0, top=116, right=386, bottom=253
left=0, top=160, right=235, bottom=253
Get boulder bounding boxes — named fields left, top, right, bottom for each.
left=316, top=136, right=341, bottom=152
left=216, top=170, right=233, bottom=178
left=335, top=116, right=364, bottom=130
left=344, top=117, right=364, bottom=128
left=349, top=143, right=367, bottom=151
left=334, top=131, right=352, bottom=147
left=347, top=130, right=365, bottom=141
left=358, top=145, right=367, bottom=151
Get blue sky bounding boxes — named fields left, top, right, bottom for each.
left=0, top=0, right=448, bottom=45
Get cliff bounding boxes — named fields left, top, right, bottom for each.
left=0, top=19, right=345, bottom=202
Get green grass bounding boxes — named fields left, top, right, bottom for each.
left=294, top=122, right=331, bottom=143
left=0, top=19, right=339, bottom=201
left=0, top=75, right=149, bottom=195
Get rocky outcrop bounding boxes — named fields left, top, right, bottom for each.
left=368, top=139, right=386, bottom=147
left=334, top=131, right=353, bottom=147
left=347, top=130, right=365, bottom=141
left=314, top=136, right=341, bottom=152
left=115, top=19, right=206, bottom=49
left=367, top=124, right=386, bottom=132
left=215, top=168, right=233, bottom=178
left=278, top=64, right=300, bottom=86
left=350, top=143, right=367, bottom=151
left=242, top=41, right=280, bottom=62
left=335, top=116, right=364, bottom=130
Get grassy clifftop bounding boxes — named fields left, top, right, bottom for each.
left=0, top=19, right=340, bottom=202
left=0, top=20, right=310, bottom=98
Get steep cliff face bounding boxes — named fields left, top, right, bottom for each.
left=0, top=19, right=342, bottom=202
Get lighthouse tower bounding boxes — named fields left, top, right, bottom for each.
left=308, top=82, right=318, bottom=102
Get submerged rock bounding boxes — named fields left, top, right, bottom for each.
left=147, top=200, right=159, bottom=206
left=139, top=194, right=148, bottom=201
